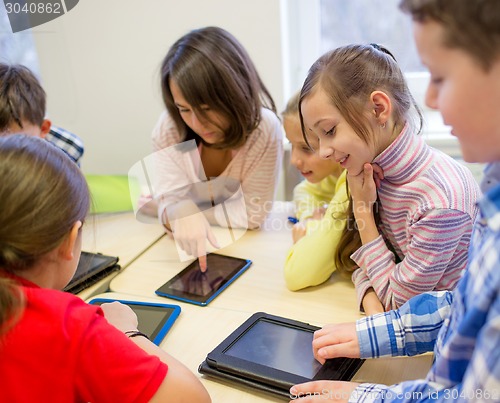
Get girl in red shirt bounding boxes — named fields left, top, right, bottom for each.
left=0, top=134, right=210, bottom=403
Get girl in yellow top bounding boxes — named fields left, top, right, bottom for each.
left=283, top=92, right=348, bottom=291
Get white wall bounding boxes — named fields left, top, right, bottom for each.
left=32, top=0, right=284, bottom=175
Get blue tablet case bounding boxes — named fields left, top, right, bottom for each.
left=155, top=254, right=252, bottom=306
left=88, top=298, right=181, bottom=345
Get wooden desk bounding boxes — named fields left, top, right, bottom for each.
left=78, top=212, right=165, bottom=299
left=104, top=202, right=433, bottom=400
left=87, top=292, right=433, bottom=402
left=109, top=202, right=361, bottom=324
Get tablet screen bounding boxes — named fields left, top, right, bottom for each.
left=156, top=253, right=252, bottom=305
left=200, top=312, right=365, bottom=395
left=89, top=299, right=180, bottom=344
left=126, top=304, right=177, bottom=339
left=224, top=318, right=322, bottom=379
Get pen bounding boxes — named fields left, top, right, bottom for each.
left=287, top=216, right=299, bottom=224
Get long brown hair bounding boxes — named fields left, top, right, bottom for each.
left=160, top=26, right=277, bottom=150
left=299, top=44, right=422, bottom=273
left=0, top=135, right=90, bottom=335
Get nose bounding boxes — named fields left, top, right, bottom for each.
left=318, top=141, right=334, bottom=160
left=425, top=83, right=438, bottom=110
left=290, top=148, right=303, bottom=169
left=189, top=112, right=206, bottom=132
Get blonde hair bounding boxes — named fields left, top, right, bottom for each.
left=0, top=135, right=90, bottom=334
left=281, top=90, right=301, bottom=119
left=299, top=44, right=422, bottom=272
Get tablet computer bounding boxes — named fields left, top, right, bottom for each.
left=198, top=312, right=364, bottom=399
left=64, top=251, right=120, bottom=294
left=88, top=298, right=181, bottom=345
left=155, top=253, right=252, bottom=306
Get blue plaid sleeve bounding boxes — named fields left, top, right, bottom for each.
left=345, top=186, right=500, bottom=402
left=357, top=291, right=452, bottom=358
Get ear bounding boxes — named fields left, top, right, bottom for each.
left=39, top=119, right=52, bottom=139
left=370, top=91, right=392, bottom=126
left=58, top=221, right=82, bottom=261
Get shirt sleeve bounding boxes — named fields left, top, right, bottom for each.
left=293, top=176, right=338, bottom=221
left=350, top=310, right=500, bottom=403
left=74, top=306, right=168, bottom=403
left=357, top=291, right=452, bottom=359
left=351, top=209, right=473, bottom=310
left=284, top=175, right=348, bottom=290
left=151, top=113, right=206, bottom=224
left=344, top=292, right=452, bottom=402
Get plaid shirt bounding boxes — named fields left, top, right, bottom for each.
left=46, top=126, right=84, bottom=165
left=351, top=184, right=500, bottom=402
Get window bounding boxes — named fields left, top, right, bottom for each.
left=0, top=2, right=40, bottom=75
left=280, top=0, right=484, bottom=192
left=281, top=0, right=453, bottom=141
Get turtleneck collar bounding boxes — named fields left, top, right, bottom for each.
left=373, top=124, right=433, bottom=185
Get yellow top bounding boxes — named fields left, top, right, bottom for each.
left=284, top=170, right=349, bottom=291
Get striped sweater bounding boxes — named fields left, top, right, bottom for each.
left=151, top=108, right=283, bottom=230
left=351, top=125, right=480, bottom=310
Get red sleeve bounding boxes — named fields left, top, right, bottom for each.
left=70, top=304, right=168, bottom=403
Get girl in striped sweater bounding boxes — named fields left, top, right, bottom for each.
left=299, top=44, right=480, bottom=315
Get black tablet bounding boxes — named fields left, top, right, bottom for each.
left=155, top=253, right=252, bottom=306
left=64, top=251, right=120, bottom=294
left=199, top=312, right=364, bottom=399
left=88, top=298, right=181, bottom=345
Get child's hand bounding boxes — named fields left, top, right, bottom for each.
left=311, top=203, right=328, bottom=220
left=166, top=199, right=220, bottom=272
left=292, top=222, right=307, bottom=244
left=172, top=213, right=219, bottom=272
left=347, top=163, right=378, bottom=212
left=312, top=322, right=360, bottom=364
left=289, top=380, right=360, bottom=402
left=371, top=163, right=385, bottom=188
left=100, top=301, right=138, bottom=333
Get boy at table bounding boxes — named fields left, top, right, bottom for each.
left=290, top=0, right=500, bottom=401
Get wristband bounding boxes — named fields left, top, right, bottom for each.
left=124, top=330, right=150, bottom=340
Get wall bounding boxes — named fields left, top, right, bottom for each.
left=32, top=0, right=284, bottom=176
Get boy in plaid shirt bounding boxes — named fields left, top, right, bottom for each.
left=0, top=63, right=84, bottom=165
left=290, top=1, right=500, bottom=401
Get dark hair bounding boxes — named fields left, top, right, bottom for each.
left=299, top=44, right=422, bottom=272
left=400, top=0, right=500, bottom=71
left=0, top=135, right=90, bottom=334
left=0, top=63, right=46, bottom=132
left=160, top=26, right=277, bottom=149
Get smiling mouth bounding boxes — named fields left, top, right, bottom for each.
left=337, top=155, right=349, bottom=164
